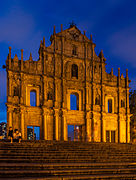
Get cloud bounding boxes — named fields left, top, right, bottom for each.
left=107, top=24, right=136, bottom=67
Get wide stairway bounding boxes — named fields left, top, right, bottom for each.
left=0, top=141, right=136, bottom=179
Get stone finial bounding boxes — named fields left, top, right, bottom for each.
left=13, top=54, right=19, bottom=63
left=90, top=34, right=93, bottom=42
left=83, top=30, right=86, bottom=36
left=61, top=24, right=63, bottom=32
left=21, top=49, right=23, bottom=61
left=29, top=52, right=33, bottom=61
left=121, top=73, right=124, bottom=78
left=43, top=37, right=45, bottom=47
left=111, top=68, right=113, bottom=76
left=118, top=68, right=120, bottom=76
left=9, top=47, right=12, bottom=59
left=126, top=69, right=128, bottom=78
left=53, top=25, right=56, bottom=35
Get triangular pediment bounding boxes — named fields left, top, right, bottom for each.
left=56, top=25, right=90, bottom=42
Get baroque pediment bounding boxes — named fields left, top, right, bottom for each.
left=56, top=26, right=90, bottom=42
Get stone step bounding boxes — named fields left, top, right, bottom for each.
left=0, top=162, right=136, bottom=170
left=0, top=159, right=134, bottom=164
left=0, top=156, right=136, bottom=161
left=0, top=167, right=136, bottom=178
left=0, top=141, right=136, bottom=179
left=2, top=151, right=136, bottom=155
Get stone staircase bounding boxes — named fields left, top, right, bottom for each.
left=0, top=141, right=136, bottom=179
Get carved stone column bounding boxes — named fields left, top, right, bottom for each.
left=44, top=113, right=47, bottom=140
left=20, top=109, right=25, bottom=139
left=63, top=115, right=67, bottom=141
left=126, top=69, right=129, bottom=143
left=47, top=110, right=54, bottom=140
left=8, top=109, right=13, bottom=127
left=55, top=110, right=59, bottom=140
left=86, top=112, right=92, bottom=142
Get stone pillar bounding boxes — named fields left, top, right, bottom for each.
left=91, top=43, right=95, bottom=142
left=126, top=69, right=129, bottom=143
left=8, top=47, right=11, bottom=69
left=84, top=42, right=87, bottom=140
left=43, top=113, right=47, bottom=140
left=21, top=110, right=25, bottom=139
left=8, top=72, right=12, bottom=97
left=117, top=68, right=120, bottom=143
left=47, top=110, right=54, bottom=140
left=63, top=115, right=67, bottom=141
left=86, top=112, right=91, bottom=142
left=55, top=110, right=59, bottom=141
left=8, top=110, right=13, bottom=127
left=21, top=49, right=23, bottom=71
left=101, top=85, right=104, bottom=142
left=100, top=50, right=105, bottom=142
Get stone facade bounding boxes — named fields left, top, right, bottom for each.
left=5, top=25, right=131, bottom=142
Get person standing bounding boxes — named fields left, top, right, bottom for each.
left=8, top=127, right=13, bottom=143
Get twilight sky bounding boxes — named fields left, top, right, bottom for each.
left=0, top=0, right=136, bottom=123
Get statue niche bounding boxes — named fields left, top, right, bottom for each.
left=95, top=92, right=100, bottom=105
left=71, top=64, right=78, bottom=79
left=47, top=91, right=53, bottom=101
left=14, top=86, right=19, bottom=96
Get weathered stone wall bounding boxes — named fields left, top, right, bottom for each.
left=6, top=25, right=131, bottom=143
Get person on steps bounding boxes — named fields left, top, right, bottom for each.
left=8, top=127, right=13, bottom=143
left=13, top=129, right=21, bottom=143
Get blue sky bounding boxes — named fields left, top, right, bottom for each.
left=0, top=0, right=136, bottom=123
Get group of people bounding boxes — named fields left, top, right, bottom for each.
left=8, top=127, right=21, bottom=143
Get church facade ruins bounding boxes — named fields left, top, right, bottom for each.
left=5, top=25, right=131, bottom=142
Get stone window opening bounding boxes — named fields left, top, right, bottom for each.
left=71, top=64, right=78, bottom=79
left=72, top=45, right=77, bottom=55
left=121, top=99, right=125, bottom=108
left=30, top=90, right=37, bottom=107
left=108, top=99, right=112, bottom=113
left=70, top=93, right=79, bottom=110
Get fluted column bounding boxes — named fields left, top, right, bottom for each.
left=8, top=110, right=13, bottom=127
left=55, top=110, right=59, bottom=140
left=43, top=113, right=47, bottom=140
left=21, top=110, right=25, bottom=139
left=63, top=115, right=67, bottom=141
